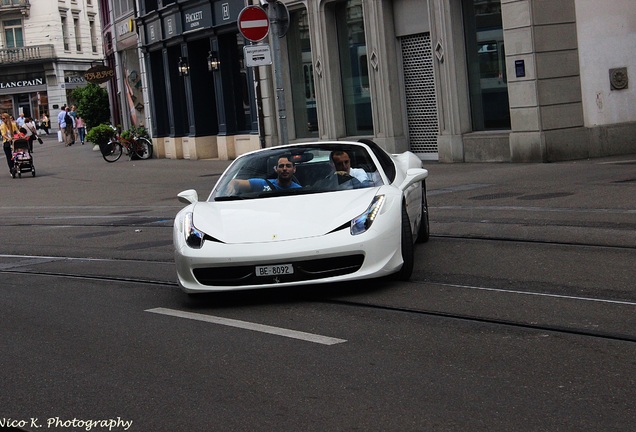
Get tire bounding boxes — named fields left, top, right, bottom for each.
left=102, top=141, right=123, bottom=163
left=32, top=169, right=35, bottom=177
left=416, top=180, right=430, bottom=243
left=392, top=204, right=414, bottom=281
left=135, top=138, right=153, bottom=160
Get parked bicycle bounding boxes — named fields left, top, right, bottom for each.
left=102, top=126, right=153, bottom=162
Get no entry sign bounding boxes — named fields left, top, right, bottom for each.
left=237, top=6, right=269, bottom=42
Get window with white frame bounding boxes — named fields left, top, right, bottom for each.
left=89, top=16, right=98, bottom=53
left=74, top=14, right=82, bottom=51
left=61, top=14, right=70, bottom=51
left=114, top=0, right=134, bottom=19
left=3, top=18, right=24, bottom=48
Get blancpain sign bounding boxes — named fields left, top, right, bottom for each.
left=0, top=78, right=44, bottom=89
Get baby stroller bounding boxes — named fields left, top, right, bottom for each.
left=11, top=138, right=35, bottom=178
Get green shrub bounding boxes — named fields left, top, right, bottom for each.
left=85, top=123, right=115, bottom=146
left=71, top=83, right=110, bottom=128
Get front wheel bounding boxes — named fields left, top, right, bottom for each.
left=392, top=204, right=414, bottom=281
left=102, top=141, right=123, bottom=163
left=135, top=138, right=153, bottom=160
left=416, top=180, right=430, bottom=243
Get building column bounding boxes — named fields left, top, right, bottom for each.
left=428, top=0, right=472, bottom=162
left=504, top=0, right=586, bottom=162
left=362, top=0, right=407, bottom=153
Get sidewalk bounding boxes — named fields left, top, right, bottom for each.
left=423, top=154, right=636, bottom=247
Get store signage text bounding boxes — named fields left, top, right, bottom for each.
left=183, top=4, right=212, bottom=32
left=185, top=11, right=203, bottom=23
left=65, top=76, right=85, bottom=84
left=117, top=19, right=134, bottom=37
left=214, top=0, right=240, bottom=27
left=146, top=20, right=161, bottom=43
left=84, top=65, right=115, bottom=84
left=0, top=78, right=44, bottom=89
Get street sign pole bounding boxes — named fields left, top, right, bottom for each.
left=266, top=0, right=288, bottom=146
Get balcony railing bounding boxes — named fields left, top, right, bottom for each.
left=0, top=44, right=55, bottom=64
left=0, top=0, right=30, bottom=14
left=0, top=0, right=29, bottom=7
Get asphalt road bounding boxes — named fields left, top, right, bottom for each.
left=1, top=135, right=635, bottom=431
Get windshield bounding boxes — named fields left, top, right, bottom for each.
left=211, top=144, right=384, bottom=201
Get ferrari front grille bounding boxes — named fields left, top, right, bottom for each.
left=193, top=254, right=365, bottom=286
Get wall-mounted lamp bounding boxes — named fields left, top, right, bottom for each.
left=207, top=51, right=220, bottom=71
left=178, top=56, right=189, bottom=76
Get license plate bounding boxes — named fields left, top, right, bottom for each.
left=255, top=264, right=294, bottom=277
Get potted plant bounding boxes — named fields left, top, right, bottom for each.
left=85, top=123, right=115, bottom=154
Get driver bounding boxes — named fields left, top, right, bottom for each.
left=230, top=156, right=301, bottom=193
left=330, top=150, right=369, bottom=184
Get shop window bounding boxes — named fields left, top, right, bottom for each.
left=287, top=8, right=318, bottom=138
left=3, top=19, right=24, bottom=48
left=463, top=0, right=510, bottom=130
left=335, top=0, right=372, bottom=136
left=0, top=95, right=14, bottom=118
left=236, top=34, right=253, bottom=132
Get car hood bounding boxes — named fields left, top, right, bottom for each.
left=192, top=188, right=380, bottom=244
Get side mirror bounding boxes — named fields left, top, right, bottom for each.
left=177, top=189, right=199, bottom=205
left=399, top=168, right=429, bottom=191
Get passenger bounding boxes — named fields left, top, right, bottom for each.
left=231, top=156, right=301, bottom=193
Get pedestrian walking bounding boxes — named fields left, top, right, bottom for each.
left=58, top=106, right=75, bottom=146
left=76, top=115, right=86, bottom=145
left=1, top=112, right=19, bottom=175
left=24, top=117, right=38, bottom=152
left=15, top=113, right=25, bottom=128
left=40, top=113, right=50, bottom=134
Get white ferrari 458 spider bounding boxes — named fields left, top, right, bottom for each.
left=173, top=140, right=429, bottom=293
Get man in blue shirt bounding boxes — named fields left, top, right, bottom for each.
left=231, top=156, right=301, bottom=193
left=16, top=113, right=25, bottom=128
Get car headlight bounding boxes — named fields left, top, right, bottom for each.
left=351, top=195, right=385, bottom=235
left=183, top=212, right=205, bottom=249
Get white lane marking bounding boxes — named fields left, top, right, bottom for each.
left=145, top=307, right=347, bottom=345
left=432, top=205, right=636, bottom=214
left=0, top=257, right=65, bottom=270
left=0, top=254, right=136, bottom=262
left=436, top=283, right=636, bottom=306
left=597, top=159, right=636, bottom=165
left=428, top=183, right=492, bottom=196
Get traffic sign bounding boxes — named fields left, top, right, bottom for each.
left=244, top=44, right=272, bottom=67
left=237, top=6, right=269, bottom=42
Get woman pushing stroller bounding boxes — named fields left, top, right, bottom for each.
left=2, top=112, right=19, bottom=176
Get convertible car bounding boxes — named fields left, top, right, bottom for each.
left=173, top=140, right=429, bottom=293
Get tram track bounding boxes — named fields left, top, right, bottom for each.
left=2, top=254, right=635, bottom=345
left=431, top=233, right=636, bottom=250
